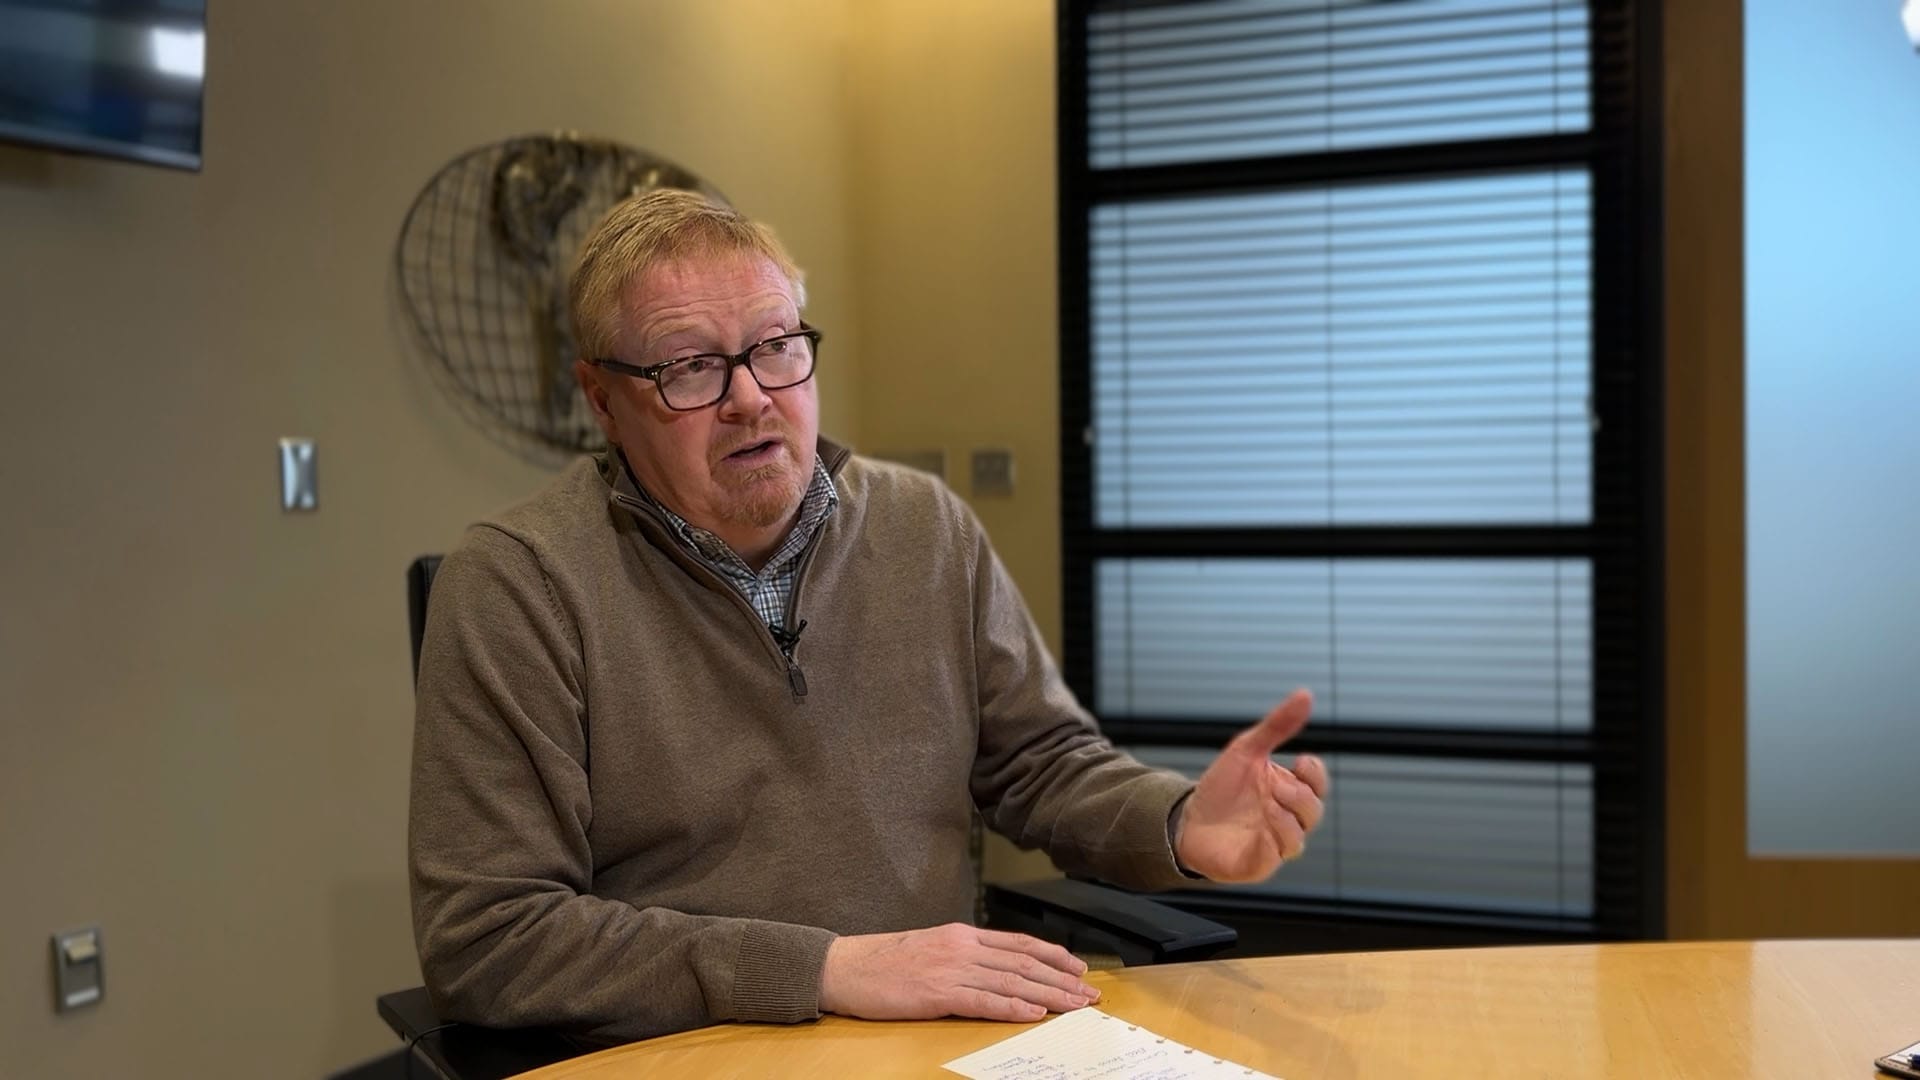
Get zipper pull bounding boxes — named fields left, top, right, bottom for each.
left=786, top=659, right=809, bottom=702
left=770, top=619, right=807, bottom=655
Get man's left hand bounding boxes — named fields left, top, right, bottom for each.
left=1172, top=689, right=1329, bottom=883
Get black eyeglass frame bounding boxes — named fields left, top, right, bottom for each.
left=588, top=325, right=822, bottom=412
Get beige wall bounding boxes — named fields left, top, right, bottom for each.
left=845, top=1, right=1061, bottom=645
left=844, top=0, right=1059, bottom=645
left=0, top=3, right=860, bottom=1076
left=0, top=1, right=1074, bottom=1073
left=843, top=0, right=1065, bottom=886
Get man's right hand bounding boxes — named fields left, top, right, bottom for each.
left=817, top=923, right=1101, bottom=1022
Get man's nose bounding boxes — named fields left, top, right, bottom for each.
left=717, top=360, right=772, bottom=418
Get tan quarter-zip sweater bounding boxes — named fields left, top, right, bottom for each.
left=408, top=439, right=1196, bottom=1042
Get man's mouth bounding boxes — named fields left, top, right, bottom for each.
left=724, top=438, right=782, bottom=464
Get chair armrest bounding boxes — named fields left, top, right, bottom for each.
left=377, top=986, right=579, bottom=1080
left=983, top=878, right=1237, bottom=966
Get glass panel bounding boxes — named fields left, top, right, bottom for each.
left=1744, top=0, right=1920, bottom=854
left=1098, top=557, right=1591, bottom=731
left=1093, top=170, right=1591, bottom=528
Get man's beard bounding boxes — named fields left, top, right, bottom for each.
left=714, top=449, right=807, bottom=531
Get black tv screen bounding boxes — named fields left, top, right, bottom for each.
left=0, top=0, right=207, bottom=171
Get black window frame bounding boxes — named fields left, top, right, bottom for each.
left=1057, top=0, right=1666, bottom=941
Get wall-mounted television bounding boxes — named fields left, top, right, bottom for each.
left=0, top=0, right=207, bottom=171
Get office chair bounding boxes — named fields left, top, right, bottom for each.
left=382, top=555, right=1235, bottom=1080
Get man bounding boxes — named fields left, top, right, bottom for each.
left=409, top=188, right=1329, bottom=1043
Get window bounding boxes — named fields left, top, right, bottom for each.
left=1060, top=0, right=1662, bottom=938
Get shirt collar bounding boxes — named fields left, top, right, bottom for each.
left=625, top=453, right=839, bottom=577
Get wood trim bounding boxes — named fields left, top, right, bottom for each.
left=1662, top=0, right=1745, bottom=940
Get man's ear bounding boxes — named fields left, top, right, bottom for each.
left=574, top=358, right=619, bottom=442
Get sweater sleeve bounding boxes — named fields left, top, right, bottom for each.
left=962, top=517, right=1198, bottom=892
left=408, top=527, right=836, bottom=1042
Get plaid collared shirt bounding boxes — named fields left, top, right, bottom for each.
left=644, top=457, right=839, bottom=628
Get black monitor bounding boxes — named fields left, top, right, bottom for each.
left=0, top=0, right=207, bottom=171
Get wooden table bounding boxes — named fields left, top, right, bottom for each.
left=516, top=940, right=1920, bottom=1078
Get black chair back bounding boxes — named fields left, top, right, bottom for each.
left=407, top=555, right=443, bottom=685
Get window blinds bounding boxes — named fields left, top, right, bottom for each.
left=1092, top=170, right=1592, bottom=527
left=1089, top=0, right=1591, bottom=168
left=1096, top=558, right=1591, bottom=729
left=1065, top=0, right=1651, bottom=931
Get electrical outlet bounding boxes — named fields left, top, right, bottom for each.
left=971, top=448, right=1015, bottom=497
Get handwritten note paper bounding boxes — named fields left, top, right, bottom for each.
left=942, top=1008, right=1282, bottom=1080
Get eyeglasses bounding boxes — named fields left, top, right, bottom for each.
left=589, top=325, right=821, bottom=412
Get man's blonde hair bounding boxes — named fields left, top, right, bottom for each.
left=568, top=188, right=806, bottom=361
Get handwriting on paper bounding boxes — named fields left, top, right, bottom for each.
left=942, top=1007, right=1281, bottom=1080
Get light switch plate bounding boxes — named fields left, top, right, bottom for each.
left=970, top=448, right=1015, bottom=497
left=51, top=926, right=103, bottom=1012
left=279, top=437, right=317, bottom=511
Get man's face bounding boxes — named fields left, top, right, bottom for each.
left=580, top=252, right=819, bottom=540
